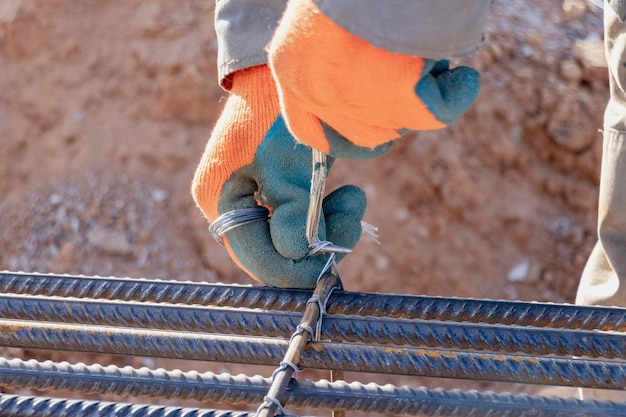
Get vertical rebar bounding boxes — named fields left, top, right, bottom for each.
left=257, top=274, right=340, bottom=417
left=330, top=369, right=345, bottom=417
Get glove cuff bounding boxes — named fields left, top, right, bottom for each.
left=191, top=65, right=280, bottom=220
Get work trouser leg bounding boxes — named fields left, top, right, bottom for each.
left=576, top=0, right=626, bottom=401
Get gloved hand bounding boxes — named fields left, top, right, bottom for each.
left=268, top=0, right=481, bottom=158
left=192, top=65, right=368, bottom=289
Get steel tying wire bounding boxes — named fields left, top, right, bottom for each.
left=305, top=149, right=353, bottom=255
left=209, top=207, right=270, bottom=245
left=0, top=358, right=623, bottom=416
left=0, top=293, right=625, bottom=358
left=3, top=272, right=626, bottom=331
left=257, top=274, right=341, bottom=417
left=0, top=317, right=625, bottom=388
left=0, top=394, right=251, bottom=417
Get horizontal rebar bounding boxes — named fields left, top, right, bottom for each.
left=0, top=394, right=251, bottom=417
left=0, top=293, right=624, bottom=359
left=2, top=271, right=625, bottom=331
left=0, top=271, right=310, bottom=310
left=0, top=357, right=269, bottom=404
left=0, top=318, right=624, bottom=389
left=0, top=358, right=623, bottom=416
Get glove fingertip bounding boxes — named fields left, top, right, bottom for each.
left=322, top=185, right=366, bottom=253
left=437, top=66, right=481, bottom=120
left=323, top=185, right=367, bottom=218
left=416, top=65, right=481, bottom=125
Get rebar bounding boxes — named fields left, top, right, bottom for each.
left=257, top=274, right=341, bottom=417
left=0, top=357, right=623, bottom=416
left=2, top=271, right=625, bottom=331
left=0, top=318, right=287, bottom=363
left=0, top=318, right=624, bottom=389
left=0, top=394, right=252, bottom=417
left=0, top=271, right=310, bottom=311
left=298, top=342, right=626, bottom=389
left=1, top=293, right=624, bottom=359
left=1, top=271, right=626, bottom=415
left=0, top=357, right=270, bottom=404
left=0, top=293, right=301, bottom=339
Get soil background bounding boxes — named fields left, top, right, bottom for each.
left=0, top=0, right=613, bottom=412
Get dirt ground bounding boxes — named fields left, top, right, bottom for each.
left=0, top=0, right=612, bottom=411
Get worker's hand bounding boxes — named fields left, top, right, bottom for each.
left=268, top=0, right=481, bottom=158
left=192, top=65, right=366, bottom=289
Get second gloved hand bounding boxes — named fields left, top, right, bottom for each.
left=268, top=0, right=481, bottom=158
left=192, top=65, right=367, bottom=289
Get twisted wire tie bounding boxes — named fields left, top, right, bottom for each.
left=271, top=361, right=302, bottom=382
left=307, top=294, right=326, bottom=341
left=289, top=325, right=314, bottom=344
left=256, top=395, right=286, bottom=416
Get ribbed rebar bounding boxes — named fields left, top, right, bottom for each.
left=0, top=357, right=270, bottom=404
left=257, top=274, right=341, bottom=417
left=330, top=293, right=626, bottom=331
left=0, top=293, right=624, bottom=359
left=0, top=271, right=310, bottom=311
left=0, top=318, right=624, bottom=389
left=0, top=394, right=251, bottom=417
left=288, top=381, right=626, bottom=416
left=3, top=271, right=625, bottom=331
left=325, top=314, right=626, bottom=358
left=3, top=357, right=624, bottom=417
left=0, top=293, right=300, bottom=339
left=0, top=319, right=287, bottom=363
left=299, top=342, right=626, bottom=390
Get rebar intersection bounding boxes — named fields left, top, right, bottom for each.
left=0, top=271, right=624, bottom=416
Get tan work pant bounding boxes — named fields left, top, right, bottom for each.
left=576, top=0, right=626, bottom=402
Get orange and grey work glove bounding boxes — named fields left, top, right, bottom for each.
left=268, top=0, right=481, bottom=158
left=192, top=65, right=374, bottom=289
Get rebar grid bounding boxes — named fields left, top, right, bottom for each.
left=0, top=357, right=624, bottom=416
left=0, top=317, right=624, bottom=389
left=0, top=293, right=623, bottom=358
left=2, top=271, right=625, bottom=331
left=0, top=271, right=625, bottom=416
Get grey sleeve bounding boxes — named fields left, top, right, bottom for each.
left=214, top=0, right=287, bottom=89
left=312, top=0, right=491, bottom=59
left=214, top=0, right=491, bottom=89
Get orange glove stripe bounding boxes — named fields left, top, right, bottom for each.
left=191, top=65, right=280, bottom=220
left=270, top=0, right=446, bottom=150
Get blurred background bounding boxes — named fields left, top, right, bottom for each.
left=0, top=0, right=609, bottom=409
